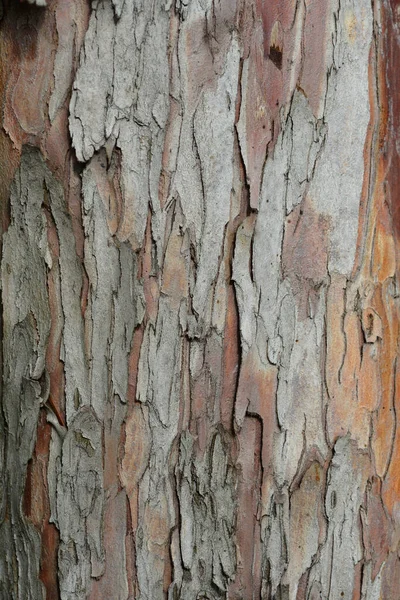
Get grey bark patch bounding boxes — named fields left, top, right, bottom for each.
left=309, top=0, right=373, bottom=275
left=48, top=165, right=89, bottom=424
left=135, top=298, right=182, bottom=599
left=174, top=431, right=237, bottom=599
left=232, top=216, right=257, bottom=354
left=81, top=164, right=120, bottom=420
left=69, top=0, right=170, bottom=253
left=0, top=147, right=52, bottom=600
left=306, top=437, right=369, bottom=599
left=57, top=407, right=104, bottom=599
left=0, top=0, right=385, bottom=597
left=190, top=39, right=240, bottom=330
left=285, top=90, right=326, bottom=215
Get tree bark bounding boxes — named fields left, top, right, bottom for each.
left=0, top=0, right=399, bottom=598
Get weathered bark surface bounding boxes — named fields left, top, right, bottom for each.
left=0, top=0, right=399, bottom=598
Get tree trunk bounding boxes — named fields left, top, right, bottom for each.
left=0, top=0, right=399, bottom=598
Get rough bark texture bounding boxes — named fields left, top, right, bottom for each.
left=0, top=0, right=399, bottom=598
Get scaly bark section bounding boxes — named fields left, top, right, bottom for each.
left=1, top=0, right=400, bottom=599
left=0, top=149, right=52, bottom=599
